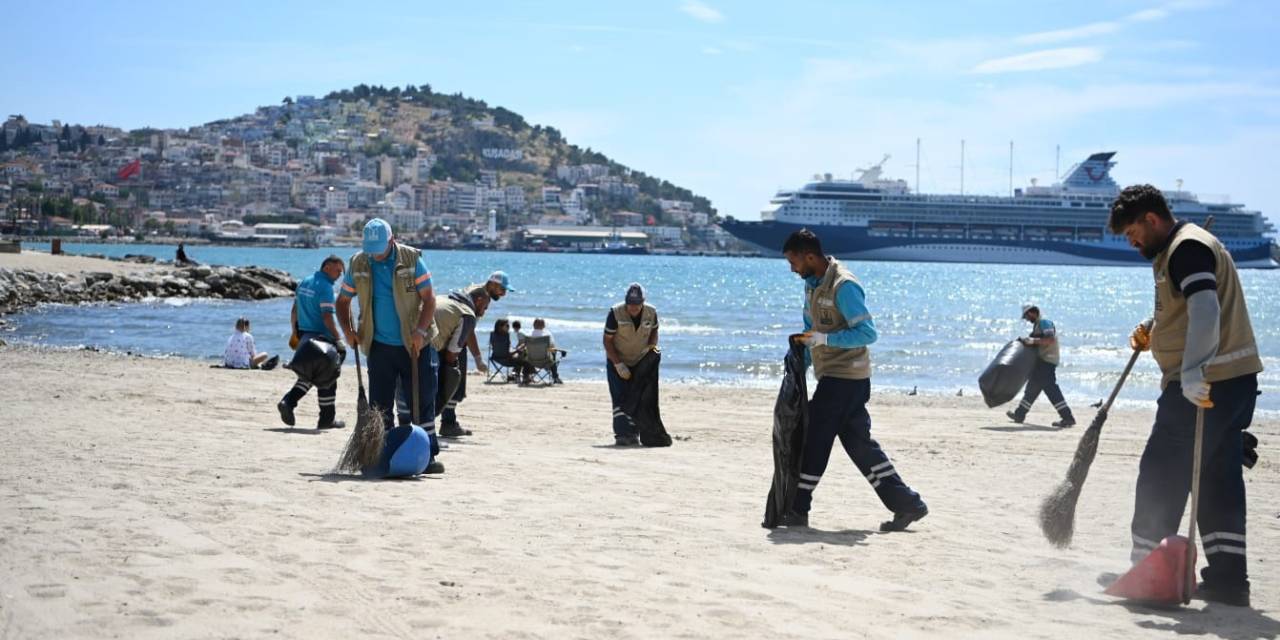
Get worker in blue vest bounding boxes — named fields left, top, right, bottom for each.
left=278, top=255, right=345, bottom=429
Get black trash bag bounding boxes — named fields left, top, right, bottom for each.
left=286, top=336, right=345, bottom=389
left=978, top=339, right=1037, bottom=408
left=623, top=350, right=672, bottom=447
left=763, top=343, right=809, bottom=529
left=1243, top=430, right=1259, bottom=469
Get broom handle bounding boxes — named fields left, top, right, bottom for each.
left=1185, top=404, right=1206, bottom=604
left=410, top=348, right=420, bottom=426
left=1098, top=348, right=1142, bottom=418
left=350, top=309, right=365, bottom=394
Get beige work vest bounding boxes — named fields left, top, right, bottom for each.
left=1150, top=223, right=1262, bottom=387
left=611, top=303, right=657, bottom=367
left=430, top=295, right=476, bottom=352
left=807, top=258, right=871, bottom=380
left=350, top=243, right=436, bottom=355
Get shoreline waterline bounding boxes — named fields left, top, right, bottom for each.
left=6, top=242, right=1278, bottom=413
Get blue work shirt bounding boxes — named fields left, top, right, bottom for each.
left=339, top=245, right=432, bottom=346
left=1035, top=318, right=1056, bottom=338
left=296, top=270, right=338, bottom=337
left=802, top=274, right=878, bottom=349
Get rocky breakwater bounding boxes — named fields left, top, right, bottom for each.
left=0, top=264, right=297, bottom=316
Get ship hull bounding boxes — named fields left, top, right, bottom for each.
left=722, top=220, right=1279, bottom=269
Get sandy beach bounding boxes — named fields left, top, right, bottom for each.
left=0, top=343, right=1276, bottom=639
left=0, top=250, right=164, bottom=277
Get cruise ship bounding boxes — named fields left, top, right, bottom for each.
left=721, top=152, right=1278, bottom=268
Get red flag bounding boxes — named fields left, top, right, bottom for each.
left=117, top=159, right=141, bottom=180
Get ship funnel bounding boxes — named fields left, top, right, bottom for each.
left=1062, top=151, right=1118, bottom=190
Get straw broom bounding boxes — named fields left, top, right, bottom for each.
left=1041, top=217, right=1218, bottom=547
left=335, top=333, right=384, bottom=474
left=1038, top=348, right=1141, bottom=547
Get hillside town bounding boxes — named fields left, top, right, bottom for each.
left=0, top=88, right=744, bottom=254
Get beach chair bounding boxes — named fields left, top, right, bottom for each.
left=486, top=331, right=514, bottom=383
left=522, top=335, right=564, bottom=386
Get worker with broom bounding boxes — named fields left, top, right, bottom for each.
left=336, top=218, right=444, bottom=475
left=1111, top=184, right=1262, bottom=607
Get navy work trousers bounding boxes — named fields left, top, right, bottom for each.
left=1130, top=374, right=1256, bottom=588
left=792, top=376, right=925, bottom=516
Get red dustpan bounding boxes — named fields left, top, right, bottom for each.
left=1105, top=535, right=1196, bottom=604
left=1105, top=405, right=1209, bottom=606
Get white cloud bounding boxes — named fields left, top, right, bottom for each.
left=1014, top=2, right=1212, bottom=46
left=1127, top=8, right=1169, bottom=21
left=1016, top=22, right=1119, bottom=45
left=679, top=1, right=724, bottom=24
left=973, top=47, right=1104, bottom=74
left=702, top=46, right=723, bottom=55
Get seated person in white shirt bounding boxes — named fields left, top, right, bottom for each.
left=526, top=317, right=565, bottom=384
left=223, top=317, right=279, bottom=370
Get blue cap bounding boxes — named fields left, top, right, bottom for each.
left=487, top=270, right=515, bottom=292
left=363, top=218, right=392, bottom=255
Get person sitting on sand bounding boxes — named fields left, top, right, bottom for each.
left=223, top=317, right=278, bottom=370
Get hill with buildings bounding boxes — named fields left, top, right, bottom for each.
left=1, top=83, right=735, bottom=252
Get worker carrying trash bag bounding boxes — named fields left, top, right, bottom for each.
left=772, top=228, right=928, bottom=532
left=1006, top=305, right=1077, bottom=427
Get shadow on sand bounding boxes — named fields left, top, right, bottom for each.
left=297, top=472, right=436, bottom=483
left=766, top=527, right=874, bottom=547
left=1044, top=588, right=1280, bottom=639
left=981, top=423, right=1066, bottom=433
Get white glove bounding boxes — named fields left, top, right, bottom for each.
left=802, top=331, right=828, bottom=347
left=614, top=361, right=632, bottom=380
left=1181, top=370, right=1212, bottom=408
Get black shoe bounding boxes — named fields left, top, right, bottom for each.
left=277, top=400, right=295, bottom=426
left=1195, top=581, right=1250, bottom=607
left=424, top=459, right=445, bottom=475
left=614, top=435, right=640, bottom=446
left=880, top=505, right=929, bottom=532
left=553, top=377, right=563, bottom=385
left=779, top=510, right=809, bottom=528
left=262, top=355, right=280, bottom=371
left=440, top=422, right=472, bottom=438
left=1053, top=418, right=1077, bottom=428
left=317, top=419, right=345, bottom=430
left=1006, top=410, right=1024, bottom=424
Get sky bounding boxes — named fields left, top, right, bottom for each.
left=3, top=0, right=1278, bottom=225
